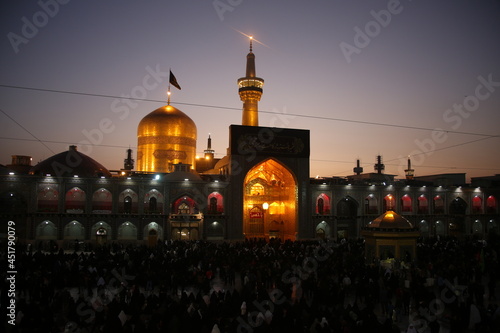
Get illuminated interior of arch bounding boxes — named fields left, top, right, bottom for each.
left=243, top=159, right=297, bottom=240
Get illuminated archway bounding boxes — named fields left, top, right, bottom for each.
left=92, top=188, right=112, bottom=213
left=119, top=189, right=138, bottom=213
left=365, top=194, right=378, bottom=214
left=383, top=194, right=395, bottom=211
left=65, top=187, right=85, bottom=213
left=315, top=193, right=331, bottom=215
left=37, top=185, right=59, bottom=212
left=418, top=195, right=428, bottom=214
left=472, top=196, right=482, bottom=214
left=243, top=159, right=296, bottom=240
left=401, top=195, right=412, bottom=212
left=207, top=192, right=224, bottom=214
left=144, top=189, right=163, bottom=214
left=486, top=196, right=497, bottom=214
left=172, top=196, right=198, bottom=214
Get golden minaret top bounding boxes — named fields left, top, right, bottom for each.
left=238, top=36, right=264, bottom=126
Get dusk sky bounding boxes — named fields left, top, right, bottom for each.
left=1, top=0, right=499, bottom=180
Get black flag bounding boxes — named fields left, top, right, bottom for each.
left=169, top=71, right=181, bottom=90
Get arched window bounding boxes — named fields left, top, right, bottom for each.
left=472, top=196, right=482, bottom=214
left=450, top=197, right=467, bottom=215
left=144, top=189, right=163, bottom=214
left=365, top=194, right=378, bottom=214
left=209, top=197, right=217, bottom=214
left=337, top=197, right=357, bottom=217
left=124, top=196, right=132, bottom=214
left=433, top=195, right=444, bottom=214
left=65, top=187, right=86, bottom=213
left=178, top=202, right=190, bottom=214
left=250, top=183, right=265, bottom=196
left=173, top=196, right=197, bottom=215
left=119, top=189, right=137, bottom=214
left=316, top=194, right=331, bottom=215
left=37, top=185, right=59, bottom=212
left=401, top=195, right=412, bottom=212
left=207, top=192, right=223, bottom=214
left=149, top=197, right=157, bottom=213
left=418, top=195, right=428, bottom=214
left=317, top=198, right=324, bottom=214
left=92, top=188, right=112, bottom=213
left=383, top=194, right=395, bottom=211
left=487, top=196, right=497, bottom=214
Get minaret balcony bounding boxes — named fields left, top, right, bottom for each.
left=238, top=78, right=264, bottom=90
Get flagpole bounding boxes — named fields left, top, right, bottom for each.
left=167, top=67, right=171, bottom=105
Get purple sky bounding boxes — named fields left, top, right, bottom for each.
left=1, top=0, right=499, bottom=180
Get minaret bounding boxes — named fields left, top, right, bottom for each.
left=123, top=148, right=134, bottom=170
left=204, top=134, right=215, bottom=160
left=238, top=37, right=264, bottom=126
left=374, top=155, right=385, bottom=174
left=353, top=159, right=363, bottom=175
left=405, top=156, right=415, bottom=180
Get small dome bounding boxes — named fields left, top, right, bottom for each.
left=137, top=105, right=197, bottom=173
left=367, top=211, right=414, bottom=229
left=30, top=146, right=111, bottom=177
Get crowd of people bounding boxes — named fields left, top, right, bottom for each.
left=2, top=234, right=500, bottom=333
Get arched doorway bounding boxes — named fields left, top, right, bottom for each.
left=91, top=222, right=112, bottom=246
left=143, top=222, right=163, bottom=246
left=243, top=159, right=297, bottom=240
left=148, top=229, right=157, bottom=247
left=96, top=228, right=107, bottom=245
left=435, top=221, right=445, bottom=236
left=419, top=220, right=429, bottom=237
left=315, top=221, right=330, bottom=239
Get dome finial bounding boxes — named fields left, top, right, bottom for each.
left=249, top=36, right=253, bottom=52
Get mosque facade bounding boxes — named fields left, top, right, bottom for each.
left=1, top=41, right=500, bottom=254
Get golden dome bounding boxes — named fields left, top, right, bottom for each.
left=137, top=105, right=197, bottom=173
left=367, top=211, right=414, bottom=230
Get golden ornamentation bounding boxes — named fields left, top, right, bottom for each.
left=139, top=136, right=196, bottom=147
left=153, top=150, right=187, bottom=160
left=137, top=105, right=197, bottom=172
